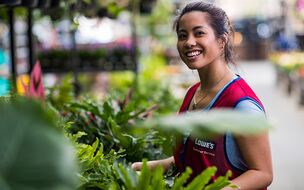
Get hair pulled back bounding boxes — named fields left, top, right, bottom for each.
left=173, top=1, right=236, bottom=64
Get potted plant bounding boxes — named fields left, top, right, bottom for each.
left=0, top=0, right=22, bottom=6
left=20, top=0, right=38, bottom=8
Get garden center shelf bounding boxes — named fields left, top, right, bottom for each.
left=0, top=0, right=62, bottom=81
left=40, top=61, right=137, bottom=74
left=37, top=43, right=137, bottom=74
left=0, top=0, right=140, bottom=88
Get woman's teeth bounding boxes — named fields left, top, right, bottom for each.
left=187, top=51, right=202, bottom=57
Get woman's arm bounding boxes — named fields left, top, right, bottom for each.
left=223, top=132, right=273, bottom=190
left=222, top=100, right=273, bottom=189
left=131, top=156, right=175, bottom=173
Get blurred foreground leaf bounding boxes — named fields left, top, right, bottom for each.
left=0, top=98, right=76, bottom=190
left=133, top=109, right=272, bottom=138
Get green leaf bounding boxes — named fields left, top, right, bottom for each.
left=92, top=138, right=99, bottom=152
left=172, top=167, right=192, bottom=190
left=230, top=185, right=240, bottom=188
left=136, top=159, right=151, bottom=190
left=151, top=165, right=165, bottom=190
left=63, top=121, right=74, bottom=131
left=115, top=102, right=136, bottom=125
left=71, top=131, right=87, bottom=144
left=88, top=173, right=101, bottom=181
left=185, top=166, right=217, bottom=190
left=106, top=117, right=133, bottom=149
left=101, top=102, right=115, bottom=121
left=68, top=99, right=102, bottom=118
left=114, top=162, right=135, bottom=190
left=136, top=109, right=272, bottom=138
left=205, top=170, right=239, bottom=190
left=0, top=99, right=76, bottom=189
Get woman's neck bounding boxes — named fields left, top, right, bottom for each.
left=197, top=62, right=231, bottom=92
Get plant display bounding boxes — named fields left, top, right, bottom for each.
left=44, top=73, right=172, bottom=163
left=270, top=51, right=304, bottom=88
left=270, top=51, right=304, bottom=73
left=63, top=97, right=167, bottom=162
left=269, top=51, right=304, bottom=104
left=64, top=122, right=124, bottom=189
left=1, top=94, right=271, bottom=189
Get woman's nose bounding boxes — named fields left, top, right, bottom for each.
left=184, top=36, right=196, bottom=48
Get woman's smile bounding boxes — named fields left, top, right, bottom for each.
left=185, top=50, right=203, bottom=60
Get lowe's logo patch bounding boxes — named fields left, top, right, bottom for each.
left=194, top=138, right=216, bottom=151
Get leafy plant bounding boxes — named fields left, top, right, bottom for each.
left=63, top=96, right=167, bottom=162
left=2, top=86, right=270, bottom=190
left=132, top=109, right=272, bottom=138
left=0, top=98, right=76, bottom=190
left=114, top=159, right=238, bottom=190
left=63, top=121, right=238, bottom=190
left=0, top=92, right=244, bottom=190
left=44, top=72, right=168, bottom=161
left=45, top=73, right=75, bottom=111
left=64, top=122, right=124, bottom=189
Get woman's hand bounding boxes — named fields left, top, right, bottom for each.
left=131, top=162, right=143, bottom=171
left=131, top=156, right=175, bottom=173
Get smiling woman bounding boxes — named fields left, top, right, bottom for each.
left=132, top=2, right=273, bottom=190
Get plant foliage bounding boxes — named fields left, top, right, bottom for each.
left=113, top=159, right=238, bottom=190
left=0, top=98, right=76, bottom=190
left=63, top=97, right=168, bottom=162
left=0, top=94, right=249, bottom=190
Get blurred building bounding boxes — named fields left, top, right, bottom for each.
left=215, top=0, right=285, bottom=60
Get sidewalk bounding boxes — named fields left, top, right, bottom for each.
left=238, top=60, right=304, bottom=190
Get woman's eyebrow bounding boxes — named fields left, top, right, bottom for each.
left=178, top=29, right=187, bottom=33
left=178, top=25, right=206, bottom=33
left=193, top=26, right=206, bottom=31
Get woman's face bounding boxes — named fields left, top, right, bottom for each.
left=176, top=11, right=224, bottom=70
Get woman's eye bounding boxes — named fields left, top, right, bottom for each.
left=196, top=31, right=204, bottom=36
left=178, top=34, right=186, bottom=39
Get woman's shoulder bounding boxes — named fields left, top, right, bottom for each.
left=234, top=99, right=265, bottom=115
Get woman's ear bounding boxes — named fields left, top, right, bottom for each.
left=219, top=33, right=228, bottom=47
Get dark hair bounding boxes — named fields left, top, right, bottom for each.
left=173, top=1, right=236, bottom=64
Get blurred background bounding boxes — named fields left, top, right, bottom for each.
left=0, top=0, right=304, bottom=189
